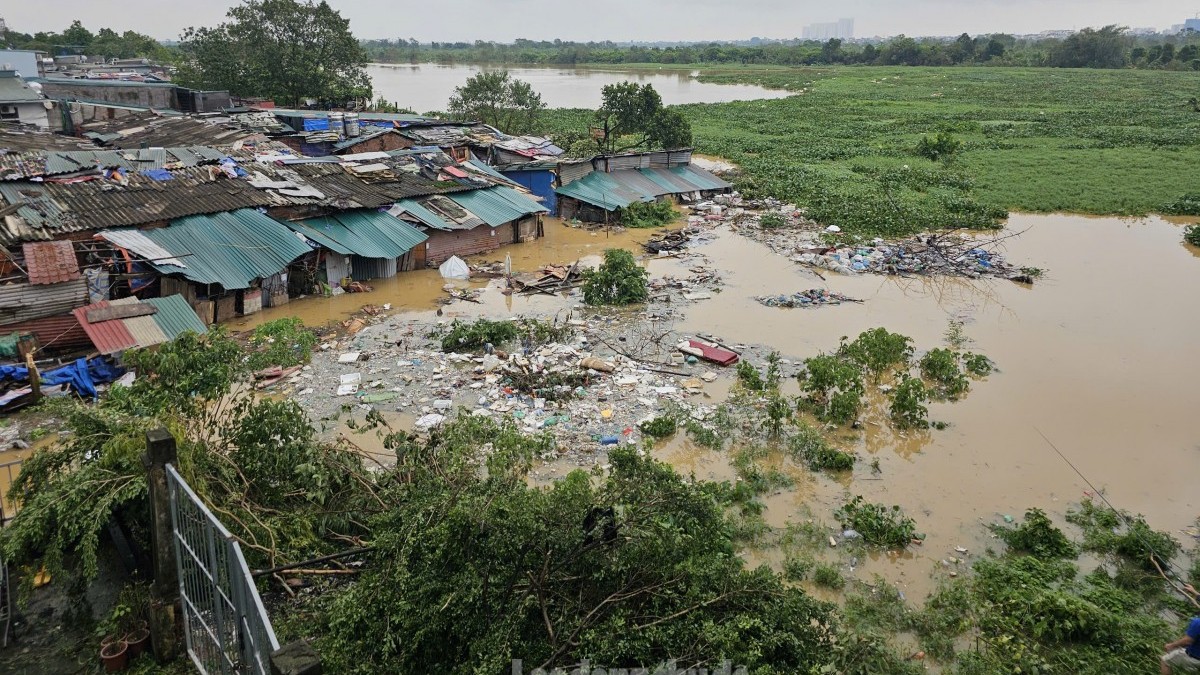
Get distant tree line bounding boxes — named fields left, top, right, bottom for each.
left=1, top=20, right=172, bottom=62
left=365, top=26, right=1200, bottom=70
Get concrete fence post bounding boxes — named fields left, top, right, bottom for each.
left=143, top=428, right=179, bottom=663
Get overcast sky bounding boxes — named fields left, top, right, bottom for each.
left=3, top=0, right=1194, bottom=42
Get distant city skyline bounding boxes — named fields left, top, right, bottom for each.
left=1, top=1, right=1197, bottom=43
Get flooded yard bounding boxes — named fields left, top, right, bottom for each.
left=246, top=212, right=1199, bottom=599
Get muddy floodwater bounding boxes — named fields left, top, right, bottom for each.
left=247, top=212, right=1200, bottom=598
left=367, top=63, right=791, bottom=111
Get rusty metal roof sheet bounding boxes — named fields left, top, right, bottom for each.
left=0, top=122, right=99, bottom=153
left=73, top=300, right=138, bottom=355
left=81, top=112, right=268, bottom=150
left=0, top=277, right=88, bottom=326
left=22, top=240, right=81, bottom=285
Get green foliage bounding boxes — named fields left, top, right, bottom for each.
left=787, top=424, right=855, bottom=472
left=992, top=508, right=1078, bottom=560
left=812, top=563, right=845, bottom=589
left=844, top=580, right=910, bottom=633
left=909, top=581, right=973, bottom=661
left=447, top=70, right=546, bottom=134
left=245, top=318, right=318, bottom=371
left=889, top=376, right=930, bottom=429
left=1185, top=224, right=1200, bottom=247
left=915, top=132, right=963, bottom=162
left=581, top=249, right=649, bottom=305
left=684, top=420, right=724, bottom=450
left=1161, top=193, right=1200, bottom=216
left=835, top=496, right=917, bottom=549
left=783, top=556, right=814, bottom=582
left=177, top=0, right=371, bottom=105
left=919, top=348, right=969, bottom=398
left=944, top=320, right=968, bottom=349
left=962, top=352, right=995, bottom=376
left=736, top=360, right=765, bottom=391
left=839, top=328, right=914, bottom=379
left=1, top=330, right=376, bottom=584
left=637, top=415, right=677, bottom=438
left=618, top=199, right=678, bottom=228
left=439, top=318, right=519, bottom=352
left=595, top=82, right=693, bottom=154
left=759, top=213, right=787, bottom=229
left=1066, top=499, right=1181, bottom=571
left=765, top=394, right=792, bottom=436
left=797, top=353, right=864, bottom=425
left=316, top=439, right=836, bottom=673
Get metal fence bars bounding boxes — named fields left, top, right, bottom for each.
left=166, top=464, right=279, bottom=674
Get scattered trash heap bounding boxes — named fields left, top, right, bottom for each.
left=282, top=310, right=756, bottom=465
left=690, top=192, right=1037, bottom=283
left=755, top=289, right=862, bottom=309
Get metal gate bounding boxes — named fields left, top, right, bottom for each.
left=167, top=464, right=279, bottom=675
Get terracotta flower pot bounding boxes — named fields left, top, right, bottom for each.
left=123, top=627, right=150, bottom=660
left=100, top=639, right=128, bottom=673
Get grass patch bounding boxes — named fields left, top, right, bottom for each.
left=245, top=318, right=318, bottom=370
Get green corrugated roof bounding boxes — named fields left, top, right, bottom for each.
left=145, top=294, right=209, bottom=337
left=447, top=186, right=548, bottom=227
left=139, top=209, right=313, bottom=290
left=392, top=199, right=454, bottom=231
left=289, top=210, right=427, bottom=259
left=555, top=171, right=651, bottom=210
left=556, top=165, right=731, bottom=212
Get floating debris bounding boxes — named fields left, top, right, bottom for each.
left=755, top=289, right=862, bottom=308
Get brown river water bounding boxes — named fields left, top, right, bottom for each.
left=107, top=213, right=1200, bottom=597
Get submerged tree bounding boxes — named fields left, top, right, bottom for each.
left=594, top=82, right=693, bottom=154
left=447, top=70, right=546, bottom=134
left=177, top=0, right=371, bottom=106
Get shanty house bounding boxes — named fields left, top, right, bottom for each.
left=0, top=70, right=49, bottom=129
left=390, top=185, right=548, bottom=265
left=555, top=149, right=731, bottom=223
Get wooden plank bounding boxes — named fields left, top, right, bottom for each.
left=86, top=304, right=158, bottom=323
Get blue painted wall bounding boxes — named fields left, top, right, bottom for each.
left=501, top=169, right=557, bottom=215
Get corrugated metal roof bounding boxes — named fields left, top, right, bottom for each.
left=144, top=294, right=208, bottom=338
left=555, top=171, right=652, bottom=210
left=74, top=300, right=138, bottom=355
left=0, top=312, right=91, bottom=354
left=141, top=209, right=313, bottom=290
left=23, top=241, right=81, bottom=285
left=555, top=164, right=731, bottom=212
left=98, top=230, right=187, bottom=268
left=288, top=210, right=427, bottom=259
left=391, top=199, right=453, bottom=231
left=447, top=186, right=547, bottom=228
left=0, top=278, right=87, bottom=326
left=110, top=297, right=168, bottom=348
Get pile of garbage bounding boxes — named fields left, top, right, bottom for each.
left=286, top=313, right=750, bottom=464
left=790, top=236, right=1025, bottom=280
left=756, top=289, right=861, bottom=309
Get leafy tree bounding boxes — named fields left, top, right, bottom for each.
left=582, top=248, right=649, bottom=305
left=594, top=82, right=693, bottom=154
left=177, top=0, right=371, bottom=106
left=447, top=70, right=546, bottom=134
left=61, top=20, right=94, bottom=48
left=1049, top=25, right=1130, bottom=68
left=317, top=425, right=837, bottom=674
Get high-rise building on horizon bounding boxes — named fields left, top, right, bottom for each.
left=802, top=18, right=854, bottom=41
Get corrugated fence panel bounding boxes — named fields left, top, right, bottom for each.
left=0, top=278, right=88, bottom=326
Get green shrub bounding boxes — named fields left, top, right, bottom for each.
left=736, top=360, right=765, bottom=391
left=835, top=496, right=917, bottom=548
left=890, top=376, right=929, bottom=429
left=638, top=415, right=677, bottom=438
left=245, top=318, right=318, bottom=370
left=813, top=563, right=845, bottom=589
left=1185, top=224, right=1200, bottom=246
left=1066, top=500, right=1180, bottom=571
left=582, top=249, right=649, bottom=305
left=991, top=508, right=1078, bottom=559
left=759, top=213, right=787, bottom=229
left=839, top=328, right=914, bottom=379
left=797, top=353, right=864, bottom=425
left=618, top=199, right=678, bottom=228
left=920, top=348, right=969, bottom=398
left=1161, top=193, right=1200, bottom=216
left=440, top=318, right=519, bottom=352
left=963, top=352, right=995, bottom=376
left=783, top=556, right=814, bottom=582
left=788, top=424, right=855, bottom=472
left=915, top=131, right=963, bottom=162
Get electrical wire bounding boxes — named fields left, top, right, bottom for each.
left=1034, top=426, right=1193, bottom=583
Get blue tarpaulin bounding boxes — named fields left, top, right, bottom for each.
left=0, top=356, right=125, bottom=400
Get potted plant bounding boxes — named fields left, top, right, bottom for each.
left=116, top=583, right=152, bottom=662
left=96, top=602, right=131, bottom=672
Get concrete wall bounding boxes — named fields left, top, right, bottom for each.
left=4, top=101, right=49, bottom=128
left=39, top=80, right=176, bottom=110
